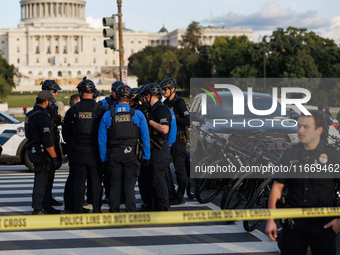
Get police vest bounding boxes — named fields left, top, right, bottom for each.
left=72, top=102, right=99, bottom=141
left=166, top=96, right=183, bottom=112
left=25, top=110, right=53, bottom=146
left=108, top=107, right=140, bottom=147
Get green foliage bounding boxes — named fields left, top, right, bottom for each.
left=176, top=22, right=213, bottom=91
left=132, top=24, right=340, bottom=106
left=132, top=45, right=178, bottom=85
left=210, top=35, right=254, bottom=77
left=0, top=54, right=16, bottom=99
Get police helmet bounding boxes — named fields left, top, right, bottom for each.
left=93, top=88, right=99, bottom=98
left=159, top=78, right=177, bottom=90
left=41, top=80, right=62, bottom=91
left=142, top=83, right=162, bottom=96
left=111, top=81, right=125, bottom=92
left=76, top=77, right=96, bottom=93
left=116, top=85, right=133, bottom=99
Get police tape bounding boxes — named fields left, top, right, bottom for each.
left=0, top=207, right=340, bottom=231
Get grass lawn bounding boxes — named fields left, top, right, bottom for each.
left=6, top=92, right=82, bottom=107
left=6, top=93, right=190, bottom=108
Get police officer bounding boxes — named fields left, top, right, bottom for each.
left=63, top=94, right=81, bottom=212
left=98, top=85, right=150, bottom=212
left=101, top=80, right=125, bottom=110
left=143, top=84, right=171, bottom=211
left=62, top=78, right=106, bottom=213
left=265, top=110, right=340, bottom=255
left=160, top=78, right=189, bottom=205
left=25, top=90, right=62, bottom=215
left=136, top=84, right=175, bottom=210
left=41, top=80, right=63, bottom=206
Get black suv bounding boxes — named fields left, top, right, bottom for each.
left=189, top=91, right=298, bottom=158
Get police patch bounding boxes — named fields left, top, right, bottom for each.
left=319, top=153, right=328, bottom=164
left=79, top=112, right=93, bottom=119
left=115, top=115, right=130, bottom=122
left=160, top=118, right=167, bottom=123
left=43, top=127, right=50, bottom=133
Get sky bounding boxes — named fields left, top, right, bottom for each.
left=0, top=0, right=339, bottom=44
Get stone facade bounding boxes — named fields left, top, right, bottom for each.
left=0, top=0, right=252, bottom=88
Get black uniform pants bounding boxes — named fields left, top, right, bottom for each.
left=32, top=162, right=54, bottom=210
left=279, top=218, right=336, bottom=255
left=108, top=147, right=140, bottom=212
left=138, top=164, right=153, bottom=209
left=170, top=138, right=187, bottom=197
left=64, top=151, right=74, bottom=210
left=73, top=146, right=102, bottom=213
left=149, top=143, right=170, bottom=211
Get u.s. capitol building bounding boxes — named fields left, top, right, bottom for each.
left=0, top=0, right=252, bottom=89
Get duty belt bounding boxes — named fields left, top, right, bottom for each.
left=111, top=145, right=136, bottom=149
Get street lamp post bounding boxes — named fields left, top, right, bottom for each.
left=117, top=0, right=124, bottom=81
left=258, top=35, right=270, bottom=93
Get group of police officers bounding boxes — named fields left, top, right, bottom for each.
left=25, top=77, right=189, bottom=215
left=24, top=77, right=340, bottom=254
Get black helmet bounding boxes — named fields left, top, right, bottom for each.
left=116, top=85, right=133, bottom=99
left=159, top=78, right=177, bottom=90
left=142, top=83, right=162, bottom=96
left=93, top=88, right=99, bottom=98
left=76, top=77, right=96, bottom=93
left=41, top=80, right=62, bottom=91
left=112, top=81, right=125, bottom=92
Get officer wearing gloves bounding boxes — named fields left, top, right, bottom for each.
left=101, top=80, right=125, bottom=110
left=40, top=80, right=63, bottom=206
left=160, top=78, right=190, bottom=205
left=62, top=78, right=106, bottom=213
left=25, top=90, right=62, bottom=215
left=98, top=85, right=150, bottom=212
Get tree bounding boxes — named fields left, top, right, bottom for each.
left=132, top=45, right=177, bottom=85
left=176, top=22, right=213, bottom=91
left=0, top=54, right=15, bottom=99
left=209, top=35, right=255, bottom=78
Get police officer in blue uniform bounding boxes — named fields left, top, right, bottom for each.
left=62, top=78, right=106, bottom=213
left=266, top=110, right=340, bottom=255
left=25, top=90, right=62, bottom=215
left=142, top=84, right=171, bottom=211
left=160, top=78, right=190, bottom=205
left=101, top=80, right=125, bottom=110
left=98, top=85, right=150, bottom=212
left=40, top=80, right=63, bottom=206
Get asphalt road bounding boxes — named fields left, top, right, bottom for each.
left=0, top=163, right=338, bottom=254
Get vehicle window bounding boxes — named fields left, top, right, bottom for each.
left=196, top=100, right=202, bottom=119
left=0, top=115, right=7, bottom=123
left=192, top=97, right=201, bottom=113
left=0, top=112, right=20, bottom=124
left=207, top=95, right=282, bottom=118
left=190, top=97, right=198, bottom=112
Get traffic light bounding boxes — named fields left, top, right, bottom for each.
left=103, top=15, right=117, bottom=50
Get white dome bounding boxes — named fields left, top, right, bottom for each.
left=19, top=0, right=88, bottom=28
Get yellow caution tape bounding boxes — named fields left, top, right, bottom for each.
left=0, top=207, right=340, bottom=231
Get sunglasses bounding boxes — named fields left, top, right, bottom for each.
left=51, top=90, right=57, bottom=93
